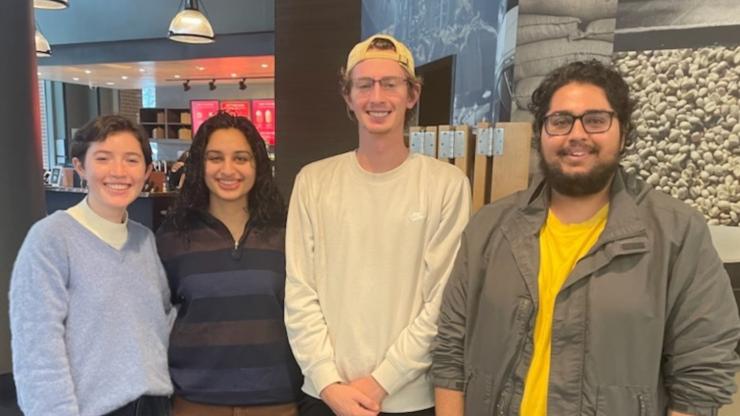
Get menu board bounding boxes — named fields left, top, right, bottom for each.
left=220, top=100, right=251, bottom=119
left=251, top=99, right=276, bottom=145
left=190, top=100, right=220, bottom=135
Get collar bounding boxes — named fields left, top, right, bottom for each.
left=66, top=197, right=129, bottom=250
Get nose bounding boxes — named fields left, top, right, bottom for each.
left=369, top=81, right=384, bottom=101
left=569, top=117, right=588, bottom=137
left=110, top=159, right=126, bottom=176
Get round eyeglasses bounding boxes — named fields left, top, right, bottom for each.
left=543, top=111, right=616, bottom=136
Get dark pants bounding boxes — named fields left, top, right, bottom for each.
left=104, top=395, right=171, bottom=416
left=298, top=395, right=434, bottom=416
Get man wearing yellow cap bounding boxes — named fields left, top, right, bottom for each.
left=285, top=34, right=470, bottom=416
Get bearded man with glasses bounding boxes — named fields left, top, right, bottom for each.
left=432, top=60, right=740, bottom=416
left=285, top=34, right=470, bottom=416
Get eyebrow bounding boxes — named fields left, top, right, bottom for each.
left=91, top=150, right=142, bottom=157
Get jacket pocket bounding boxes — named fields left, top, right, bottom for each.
left=464, top=370, right=494, bottom=415
left=596, top=385, right=654, bottom=416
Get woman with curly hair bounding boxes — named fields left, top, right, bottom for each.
left=156, top=112, right=302, bottom=416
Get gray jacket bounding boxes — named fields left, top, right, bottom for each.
left=431, top=170, right=740, bottom=416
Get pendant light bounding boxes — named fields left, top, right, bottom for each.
left=168, top=0, right=215, bottom=44
left=33, top=0, right=69, bottom=9
left=35, top=27, right=52, bottom=57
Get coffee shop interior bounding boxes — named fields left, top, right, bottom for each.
left=1, top=0, right=740, bottom=414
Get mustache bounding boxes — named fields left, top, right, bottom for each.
left=557, top=141, right=599, bottom=156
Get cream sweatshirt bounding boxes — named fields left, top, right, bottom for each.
left=285, top=151, right=470, bottom=412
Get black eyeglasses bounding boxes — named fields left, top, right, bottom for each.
left=543, top=110, right=616, bottom=136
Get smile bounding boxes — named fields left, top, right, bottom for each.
left=104, top=183, right=132, bottom=191
left=367, top=110, right=391, bottom=118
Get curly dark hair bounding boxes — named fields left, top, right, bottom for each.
left=528, top=60, right=635, bottom=153
left=167, top=111, right=286, bottom=233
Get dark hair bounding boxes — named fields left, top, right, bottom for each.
left=71, top=115, right=152, bottom=165
left=339, top=38, right=423, bottom=127
left=168, top=111, right=286, bottom=232
left=528, top=60, right=635, bottom=152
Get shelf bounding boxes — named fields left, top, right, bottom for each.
left=140, top=122, right=165, bottom=126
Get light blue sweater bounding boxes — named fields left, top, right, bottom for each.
left=9, top=211, right=174, bottom=416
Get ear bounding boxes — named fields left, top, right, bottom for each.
left=407, top=84, right=421, bottom=109
left=342, top=92, right=353, bottom=108
left=72, top=157, right=85, bottom=179
left=144, top=163, right=153, bottom=180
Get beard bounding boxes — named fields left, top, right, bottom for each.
left=539, top=141, right=620, bottom=197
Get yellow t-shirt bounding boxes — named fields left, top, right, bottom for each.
left=520, top=204, right=609, bottom=415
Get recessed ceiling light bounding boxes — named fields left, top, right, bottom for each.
left=72, top=77, right=80, bottom=81
left=139, top=68, right=146, bottom=73
left=196, top=66, right=205, bottom=71
left=84, top=69, right=92, bottom=74
left=121, top=76, right=128, bottom=80
left=37, top=71, right=41, bottom=76
left=260, top=63, right=269, bottom=68
left=174, top=74, right=181, bottom=79
left=106, top=82, right=115, bottom=86
left=230, top=73, right=237, bottom=78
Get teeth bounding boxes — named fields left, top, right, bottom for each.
left=106, top=184, right=130, bottom=190
left=369, top=111, right=390, bottom=117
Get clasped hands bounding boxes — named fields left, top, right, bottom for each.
left=320, top=375, right=388, bottom=416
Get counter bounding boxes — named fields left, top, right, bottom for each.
left=45, top=187, right=176, bottom=231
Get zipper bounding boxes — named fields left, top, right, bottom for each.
left=496, top=298, right=533, bottom=415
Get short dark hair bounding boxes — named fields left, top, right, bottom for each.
left=168, top=111, right=286, bottom=232
left=339, top=38, right=423, bottom=127
left=528, top=60, right=635, bottom=152
left=70, top=115, right=152, bottom=166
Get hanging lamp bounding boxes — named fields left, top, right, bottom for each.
left=35, top=27, right=52, bottom=57
left=168, top=0, right=215, bottom=44
left=33, top=0, right=69, bottom=9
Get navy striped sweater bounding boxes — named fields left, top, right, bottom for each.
left=155, top=212, right=303, bottom=405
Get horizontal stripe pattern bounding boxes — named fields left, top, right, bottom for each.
left=156, top=213, right=302, bottom=405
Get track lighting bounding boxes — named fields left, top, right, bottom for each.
left=208, top=79, right=216, bottom=91
left=183, top=80, right=191, bottom=91
left=238, top=78, right=247, bottom=90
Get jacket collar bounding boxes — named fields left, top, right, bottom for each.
left=507, top=167, right=648, bottom=243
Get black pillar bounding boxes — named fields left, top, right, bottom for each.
left=0, top=0, right=47, bottom=377
left=274, top=0, right=361, bottom=198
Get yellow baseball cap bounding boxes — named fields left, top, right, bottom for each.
left=345, top=34, right=415, bottom=77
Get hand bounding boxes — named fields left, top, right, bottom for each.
left=170, top=161, right=185, bottom=172
left=349, top=376, right=388, bottom=407
left=320, top=383, right=380, bottom=416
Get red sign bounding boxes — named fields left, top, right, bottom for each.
left=190, top=100, right=220, bottom=136
left=220, top=100, right=251, bottom=119
left=251, top=99, right=275, bottom=145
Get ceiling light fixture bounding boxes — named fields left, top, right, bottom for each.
left=168, top=0, right=215, bottom=44
left=183, top=80, right=191, bottom=91
left=208, top=79, right=216, bottom=91
left=84, top=69, right=92, bottom=74
left=72, top=77, right=80, bottom=81
left=121, top=76, right=128, bottom=80
left=174, top=74, right=181, bottom=79
left=35, top=27, right=51, bottom=57
left=238, top=78, right=247, bottom=90
left=260, top=63, right=269, bottom=68
left=33, top=0, right=69, bottom=10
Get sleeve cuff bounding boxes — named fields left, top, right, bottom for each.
left=308, top=360, right=343, bottom=395
left=371, top=359, right=409, bottom=396
left=669, top=401, right=718, bottom=416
